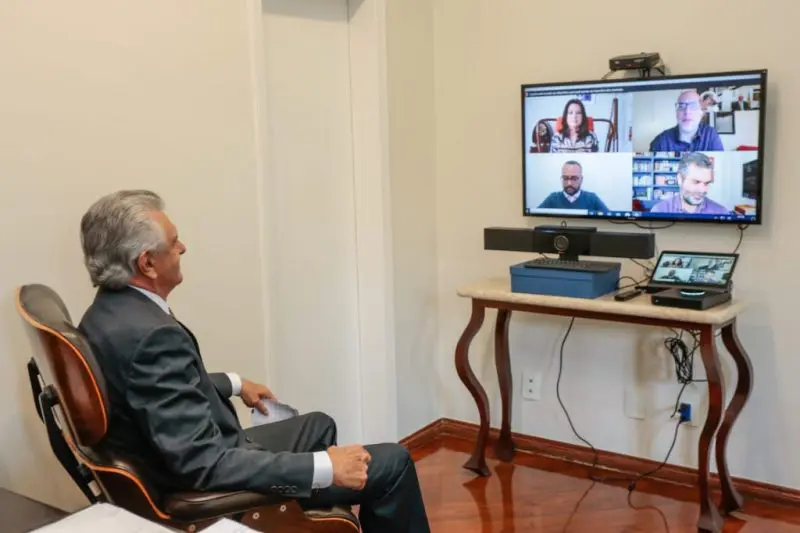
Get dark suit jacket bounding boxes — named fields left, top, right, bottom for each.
left=78, top=287, right=314, bottom=496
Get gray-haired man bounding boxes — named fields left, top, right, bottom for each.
left=78, top=190, right=430, bottom=533
left=649, top=152, right=730, bottom=215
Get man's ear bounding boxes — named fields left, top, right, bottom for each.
left=136, top=250, right=157, bottom=280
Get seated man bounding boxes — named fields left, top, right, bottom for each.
left=649, top=152, right=730, bottom=215
left=77, top=190, right=430, bottom=533
left=537, top=160, right=609, bottom=211
left=649, top=89, right=724, bottom=152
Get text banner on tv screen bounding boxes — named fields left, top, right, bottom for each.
left=523, top=74, right=762, bottom=98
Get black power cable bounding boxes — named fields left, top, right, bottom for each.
left=555, top=318, right=687, bottom=490
left=610, top=220, right=676, bottom=231
left=553, top=222, right=747, bottom=490
left=732, top=223, right=748, bottom=254
left=661, top=224, right=747, bottom=415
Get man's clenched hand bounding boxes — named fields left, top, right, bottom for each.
left=327, top=445, right=371, bottom=490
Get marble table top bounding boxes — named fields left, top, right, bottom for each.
left=457, top=277, right=745, bottom=326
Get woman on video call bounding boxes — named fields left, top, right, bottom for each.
left=550, top=98, right=599, bottom=153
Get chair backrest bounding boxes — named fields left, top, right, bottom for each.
left=17, top=284, right=110, bottom=448
left=16, top=284, right=173, bottom=523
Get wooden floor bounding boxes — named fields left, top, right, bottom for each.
left=410, top=436, right=800, bottom=532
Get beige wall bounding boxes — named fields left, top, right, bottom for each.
left=258, top=0, right=400, bottom=446
left=0, top=0, right=404, bottom=512
left=259, top=0, right=365, bottom=443
left=434, top=0, right=799, bottom=489
left=0, top=0, right=267, bottom=510
left=386, top=0, right=439, bottom=438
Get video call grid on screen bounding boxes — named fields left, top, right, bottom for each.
left=521, top=70, right=766, bottom=224
left=651, top=252, right=738, bottom=288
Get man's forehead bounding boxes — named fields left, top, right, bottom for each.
left=678, top=91, right=700, bottom=102
left=562, top=164, right=582, bottom=174
left=151, top=210, right=177, bottom=234
left=685, top=165, right=713, bottom=181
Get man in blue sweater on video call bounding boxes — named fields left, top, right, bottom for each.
left=537, top=160, right=609, bottom=211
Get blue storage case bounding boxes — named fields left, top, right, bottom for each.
left=509, top=261, right=621, bottom=299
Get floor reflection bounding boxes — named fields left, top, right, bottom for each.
left=415, top=437, right=800, bottom=532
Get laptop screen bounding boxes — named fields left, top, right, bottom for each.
left=650, top=251, right=738, bottom=289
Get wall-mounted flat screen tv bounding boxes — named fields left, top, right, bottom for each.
left=521, top=69, right=767, bottom=224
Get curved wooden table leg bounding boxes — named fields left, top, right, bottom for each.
left=697, top=325, right=725, bottom=533
left=455, top=299, right=490, bottom=476
left=494, top=308, right=515, bottom=462
left=716, top=320, right=753, bottom=515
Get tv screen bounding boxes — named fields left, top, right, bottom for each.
left=521, top=69, right=767, bottom=224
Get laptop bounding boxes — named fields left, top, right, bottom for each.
left=644, top=250, right=739, bottom=294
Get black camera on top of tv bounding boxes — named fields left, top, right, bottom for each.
left=609, top=52, right=661, bottom=72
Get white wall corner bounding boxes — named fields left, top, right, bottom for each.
left=248, top=0, right=397, bottom=443
left=244, top=0, right=274, bottom=386
left=347, top=0, right=399, bottom=443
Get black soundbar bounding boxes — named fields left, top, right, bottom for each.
left=484, top=226, right=655, bottom=260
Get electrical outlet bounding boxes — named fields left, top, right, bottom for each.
left=681, top=385, right=705, bottom=428
left=521, top=369, right=542, bottom=401
left=679, top=402, right=692, bottom=423
left=651, top=382, right=705, bottom=427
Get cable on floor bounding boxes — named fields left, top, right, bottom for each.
left=555, top=318, right=686, bottom=490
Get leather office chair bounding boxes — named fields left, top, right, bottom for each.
left=16, top=283, right=360, bottom=532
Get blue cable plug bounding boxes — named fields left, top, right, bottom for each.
left=679, top=402, right=692, bottom=423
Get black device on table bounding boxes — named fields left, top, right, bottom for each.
left=483, top=225, right=655, bottom=271
left=645, top=250, right=739, bottom=310
left=614, top=287, right=643, bottom=301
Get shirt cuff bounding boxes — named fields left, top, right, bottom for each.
left=312, top=451, right=333, bottom=489
left=225, top=372, right=242, bottom=396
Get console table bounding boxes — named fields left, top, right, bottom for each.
left=453, top=277, right=752, bottom=533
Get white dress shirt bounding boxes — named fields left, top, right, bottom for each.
left=563, top=190, right=582, bottom=203
left=128, top=285, right=333, bottom=489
